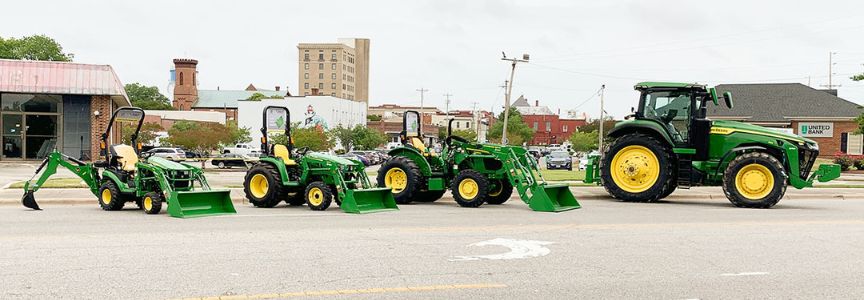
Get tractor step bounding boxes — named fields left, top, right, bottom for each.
left=677, top=154, right=693, bottom=189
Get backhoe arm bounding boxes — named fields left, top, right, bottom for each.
left=22, top=150, right=99, bottom=210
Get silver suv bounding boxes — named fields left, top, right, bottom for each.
left=146, top=147, right=186, bottom=161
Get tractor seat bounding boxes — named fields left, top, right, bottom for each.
left=109, top=144, right=139, bottom=172
left=410, top=137, right=436, bottom=157
left=272, top=144, right=298, bottom=165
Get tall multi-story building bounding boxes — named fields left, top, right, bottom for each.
left=297, top=38, right=369, bottom=104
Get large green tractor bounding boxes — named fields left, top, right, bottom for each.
left=21, top=107, right=235, bottom=218
left=584, top=82, right=841, bottom=208
left=242, top=106, right=397, bottom=213
left=377, top=111, right=580, bottom=212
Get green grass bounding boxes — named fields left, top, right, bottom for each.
left=536, top=170, right=585, bottom=182
left=8, top=178, right=88, bottom=189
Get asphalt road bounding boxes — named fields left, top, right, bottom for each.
left=2, top=196, right=863, bottom=299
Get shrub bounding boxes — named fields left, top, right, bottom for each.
left=855, top=159, right=864, bottom=170
left=834, top=153, right=854, bottom=171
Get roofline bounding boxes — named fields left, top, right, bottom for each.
left=783, top=117, right=857, bottom=121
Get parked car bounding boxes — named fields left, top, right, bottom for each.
left=527, top=149, right=542, bottom=160
left=221, top=144, right=261, bottom=156
left=210, top=153, right=249, bottom=169
left=183, top=149, right=203, bottom=159
left=339, top=153, right=370, bottom=166
left=546, top=150, right=573, bottom=170
left=350, top=151, right=380, bottom=165
left=145, top=147, right=186, bottom=161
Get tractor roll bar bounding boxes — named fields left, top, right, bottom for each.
left=100, top=107, right=145, bottom=158
left=260, top=106, right=291, bottom=155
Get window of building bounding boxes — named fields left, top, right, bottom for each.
left=533, top=122, right=538, bottom=130
left=304, top=73, right=309, bottom=79
left=318, top=63, right=324, bottom=69
left=563, top=125, right=568, bottom=132
left=304, top=63, right=309, bottom=70
left=318, top=53, right=324, bottom=60
left=331, top=83, right=336, bottom=89
left=343, top=74, right=346, bottom=80
left=331, top=63, right=336, bottom=70
left=456, top=122, right=460, bottom=129
left=545, top=122, right=551, bottom=131
left=319, top=73, right=324, bottom=79
left=318, top=83, right=324, bottom=89
left=192, top=73, right=196, bottom=86
left=331, top=53, right=337, bottom=60
left=466, top=121, right=470, bottom=128
left=343, top=84, right=346, bottom=90
left=331, top=93, right=336, bottom=97
left=304, top=53, right=309, bottom=61
left=304, top=83, right=309, bottom=89
left=178, top=72, right=184, bottom=85
left=331, top=73, right=336, bottom=79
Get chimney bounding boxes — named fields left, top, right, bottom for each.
left=535, top=100, right=539, bottom=106
left=275, top=86, right=281, bottom=91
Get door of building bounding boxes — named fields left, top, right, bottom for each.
left=1, top=114, right=24, bottom=159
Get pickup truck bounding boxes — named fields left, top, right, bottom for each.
left=221, top=144, right=261, bottom=157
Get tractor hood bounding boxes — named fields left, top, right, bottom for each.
left=711, top=120, right=815, bottom=145
left=304, top=152, right=360, bottom=166
left=146, top=156, right=192, bottom=170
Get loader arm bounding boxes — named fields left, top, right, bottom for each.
left=327, top=161, right=397, bottom=214
left=500, top=147, right=581, bottom=212
left=22, top=150, right=100, bottom=210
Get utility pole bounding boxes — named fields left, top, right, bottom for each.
left=416, top=87, right=428, bottom=133
left=443, top=93, right=453, bottom=117
left=471, top=101, right=479, bottom=141
left=822, top=52, right=841, bottom=89
left=501, top=52, right=530, bottom=145
left=598, top=85, right=606, bottom=159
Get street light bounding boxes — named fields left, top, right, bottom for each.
left=501, top=52, right=529, bottom=145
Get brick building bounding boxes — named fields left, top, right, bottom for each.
left=0, top=59, right=130, bottom=161
left=708, top=83, right=864, bottom=156
left=172, top=58, right=288, bottom=121
left=512, top=96, right=587, bottom=145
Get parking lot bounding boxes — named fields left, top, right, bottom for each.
left=2, top=190, right=864, bottom=299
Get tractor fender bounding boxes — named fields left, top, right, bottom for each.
left=387, top=147, right=434, bottom=176
left=99, top=171, right=135, bottom=194
left=254, top=157, right=292, bottom=185
left=714, top=145, right=786, bottom=175
left=606, top=121, right=675, bottom=147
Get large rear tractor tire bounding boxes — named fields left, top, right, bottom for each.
left=600, top=133, right=674, bottom=202
left=377, top=157, right=423, bottom=204
left=485, top=179, right=513, bottom=205
left=450, top=169, right=489, bottom=208
left=722, top=152, right=787, bottom=208
left=243, top=164, right=284, bottom=208
left=98, top=181, right=126, bottom=211
left=304, top=181, right=333, bottom=211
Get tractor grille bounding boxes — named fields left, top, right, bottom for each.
left=798, top=145, right=819, bottom=180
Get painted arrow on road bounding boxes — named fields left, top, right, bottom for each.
left=449, top=238, right=554, bottom=261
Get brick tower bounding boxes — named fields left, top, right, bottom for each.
left=172, top=58, right=198, bottom=110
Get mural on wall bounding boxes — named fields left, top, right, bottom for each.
left=302, top=105, right=329, bottom=130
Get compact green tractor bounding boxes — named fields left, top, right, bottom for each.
left=377, top=111, right=580, bottom=212
left=21, top=107, right=235, bottom=218
left=241, top=106, right=397, bottom=213
left=584, top=82, right=841, bottom=208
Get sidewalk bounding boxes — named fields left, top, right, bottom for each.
left=3, top=186, right=863, bottom=206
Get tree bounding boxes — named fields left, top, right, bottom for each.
left=568, top=130, right=599, bottom=153
left=579, top=118, right=617, bottom=134
left=226, top=121, right=252, bottom=145
left=0, top=34, right=74, bottom=61
left=354, top=126, right=387, bottom=150
left=852, top=73, right=864, bottom=82
left=367, top=114, right=382, bottom=121
left=125, top=83, right=173, bottom=110
left=165, top=121, right=233, bottom=163
left=284, top=126, right=332, bottom=152
left=330, top=125, right=355, bottom=150
left=121, top=123, right=164, bottom=145
left=855, top=113, right=864, bottom=134
left=487, top=107, right=534, bottom=145
left=450, top=129, right=477, bottom=142
left=245, top=93, right=283, bottom=101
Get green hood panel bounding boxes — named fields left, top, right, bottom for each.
left=146, top=157, right=192, bottom=170
left=304, top=152, right=359, bottom=166
left=711, top=120, right=813, bottom=144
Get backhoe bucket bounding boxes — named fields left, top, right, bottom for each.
left=527, top=184, right=580, bottom=212
left=339, top=187, right=398, bottom=214
left=166, top=190, right=236, bottom=218
left=22, top=191, right=41, bottom=210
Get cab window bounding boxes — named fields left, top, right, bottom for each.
left=642, top=90, right=691, bottom=144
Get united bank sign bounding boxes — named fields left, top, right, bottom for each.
left=799, top=122, right=833, bottom=138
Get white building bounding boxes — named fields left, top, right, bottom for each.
left=237, top=96, right=367, bottom=143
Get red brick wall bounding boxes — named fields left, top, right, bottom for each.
left=89, top=96, right=113, bottom=161
left=790, top=120, right=858, bottom=157
left=521, top=114, right=587, bottom=145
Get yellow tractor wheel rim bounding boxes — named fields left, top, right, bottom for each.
left=488, top=180, right=504, bottom=197
left=735, top=163, right=774, bottom=200
left=458, top=178, right=479, bottom=200
left=101, top=189, right=112, bottom=205
left=610, top=145, right=660, bottom=193
left=308, top=187, right=324, bottom=206
left=384, top=168, right=408, bottom=193
left=249, top=174, right=269, bottom=198
left=143, top=196, right=153, bottom=211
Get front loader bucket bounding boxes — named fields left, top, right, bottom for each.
left=339, top=187, right=398, bottom=214
left=527, top=184, right=580, bottom=212
left=166, top=190, right=236, bottom=218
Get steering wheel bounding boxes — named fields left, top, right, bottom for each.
left=295, top=147, right=310, bottom=156
left=445, top=135, right=469, bottom=146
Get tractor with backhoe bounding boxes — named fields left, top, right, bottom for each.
left=584, top=82, right=841, bottom=208
left=241, top=106, right=397, bottom=213
left=377, top=111, right=580, bottom=212
left=21, top=107, right=235, bottom=218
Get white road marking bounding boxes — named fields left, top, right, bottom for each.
left=449, top=238, right=554, bottom=261
left=720, top=272, right=769, bottom=276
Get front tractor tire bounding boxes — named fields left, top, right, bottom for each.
left=98, top=181, right=126, bottom=211
left=601, top=133, right=674, bottom=202
left=142, top=192, right=163, bottom=215
left=243, top=164, right=284, bottom=208
left=304, top=181, right=333, bottom=211
left=450, top=170, right=490, bottom=208
left=485, top=179, right=513, bottom=205
left=722, top=152, right=787, bottom=208
left=377, top=157, right=423, bottom=204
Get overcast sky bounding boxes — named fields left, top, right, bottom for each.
left=3, top=0, right=864, bottom=118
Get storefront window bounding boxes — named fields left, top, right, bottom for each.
left=1, top=93, right=61, bottom=160
left=1, top=94, right=61, bottom=112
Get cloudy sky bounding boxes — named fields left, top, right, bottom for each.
left=3, top=0, right=864, bottom=118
